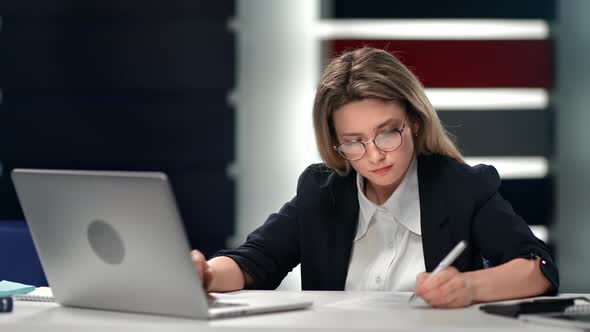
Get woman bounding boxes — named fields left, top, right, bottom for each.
left=191, top=47, right=558, bottom=308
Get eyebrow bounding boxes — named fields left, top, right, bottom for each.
left=339, top=118, right=404, bottom=138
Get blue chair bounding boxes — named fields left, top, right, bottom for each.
left=0, top=221, right=48, bottom=286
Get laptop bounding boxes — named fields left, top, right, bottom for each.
left=11, top=168, right=312, bottom=319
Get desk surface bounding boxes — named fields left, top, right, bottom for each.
left=0, top=291, right=581, bottom=331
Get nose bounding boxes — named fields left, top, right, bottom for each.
left=364, top=141, right=385, bottom=163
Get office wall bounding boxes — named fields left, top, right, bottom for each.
left=555, top=0, right=590, bottom=292
left=0, top=1, right=236, bottom=256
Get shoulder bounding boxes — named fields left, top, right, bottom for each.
left=295, top=163, right=356, bottom=208
left=296, top=163, right=354, bottom=192
left=418, top=154, right=501, bottom=202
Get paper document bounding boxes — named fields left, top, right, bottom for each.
left=324, top=292, right=421, bottom=310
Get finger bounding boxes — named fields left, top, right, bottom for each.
left=421, top=285, right=447, bottom=306
left=419, top=267, right=458, bottom=296
left=415, top=272, right=430, bottom=295
left=421, top=273, right=462, bottom=306
left=191, top=250, right=205, bottom=263
left=437, top=288, right=470, bottom=308
left=431, top=276, right=471, bottom=308
left=438, top=276, right=465, bottom=304
left=416, top=272, right=428, bottom=286
left=203, top=266, right=214, bottom=291
left=191, top=250, right=205, bottom=279
left=444, top=277, right=473, bottom=308
left=445, top=295, right=468, bottom=308
left=419, top=279, right=446, bottom=305
left=432, top=277, right=464, bottom=307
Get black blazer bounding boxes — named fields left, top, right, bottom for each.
left=218, top=154, right=559, bottom=292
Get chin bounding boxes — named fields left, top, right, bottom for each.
left=366, top=173, right=399, bottom=188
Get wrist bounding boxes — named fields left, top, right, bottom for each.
left=464, top=270, right=484, bottom=304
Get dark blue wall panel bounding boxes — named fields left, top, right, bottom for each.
left=0, top=90, right=233, bottom=165
left=324, top=0, right=556, bottom=20
left=0, top=21, right=234, bottom=90
left=0, top=1, right=234, bottom=19
left=0, top=1, right=235, bottom=256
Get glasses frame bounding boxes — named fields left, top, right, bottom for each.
left=333, top=114, right=408, bottom=161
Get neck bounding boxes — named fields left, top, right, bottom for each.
left=365, top=178, right=399, bottom=205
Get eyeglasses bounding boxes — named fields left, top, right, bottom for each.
left=333, top=116, right=407, bottom=161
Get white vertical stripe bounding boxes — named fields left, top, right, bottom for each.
left=235, top=0, right=320, bottom=291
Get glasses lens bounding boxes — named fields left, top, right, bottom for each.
left=338, top=142, right=365, bottom=160
left=375, top=130, right=402, bottom=151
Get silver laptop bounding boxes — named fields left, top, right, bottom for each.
left=11, top=168, right=312, bottom=319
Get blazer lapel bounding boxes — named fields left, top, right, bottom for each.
left=417, top=155, right=452, bottom=272
left=327, top=172, right=359, bottom=290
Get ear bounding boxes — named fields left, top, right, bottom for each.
left=412, top=120, right=420, bottom=136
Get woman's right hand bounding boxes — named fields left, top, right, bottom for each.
left=191, top=249, right=214, bottom=291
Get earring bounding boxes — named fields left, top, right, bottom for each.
left=414, top=131, right=419, bottom=137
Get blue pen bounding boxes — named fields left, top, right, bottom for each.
left=409, top=240, right=468, bottom=303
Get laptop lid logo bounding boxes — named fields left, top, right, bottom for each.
left=87, top=220, right=125, bottom=265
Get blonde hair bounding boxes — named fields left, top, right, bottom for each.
left=313, top=47, right=463, bottom=176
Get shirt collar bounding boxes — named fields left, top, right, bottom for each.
left=355, top=156, right=421, bottom=241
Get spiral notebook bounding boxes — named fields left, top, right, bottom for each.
left=13, top=287, right=54, bottom=303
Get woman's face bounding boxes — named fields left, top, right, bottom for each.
left=332, top=98, right=417, bottom=191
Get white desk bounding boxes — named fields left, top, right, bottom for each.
left=0, top=291, right=581, bottom=331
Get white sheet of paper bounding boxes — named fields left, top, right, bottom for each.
left=324, top=292, right=428, bottom=310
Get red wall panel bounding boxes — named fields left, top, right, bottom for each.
left=328, top=40, right=552, bottom=88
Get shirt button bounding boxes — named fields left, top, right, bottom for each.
left=375, top=276, right=382, bottom=284
left=388, top=241, right=394, bottom=249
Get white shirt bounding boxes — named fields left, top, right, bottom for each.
left=345, top=157, right=426, bottom=291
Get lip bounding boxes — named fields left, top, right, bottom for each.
left=370, top=165, right=393, bottom=174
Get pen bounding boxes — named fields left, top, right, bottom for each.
left=409, top=240, right=468, bottom=303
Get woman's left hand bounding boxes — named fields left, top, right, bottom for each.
left=415, top=267, right=474, bottom=308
